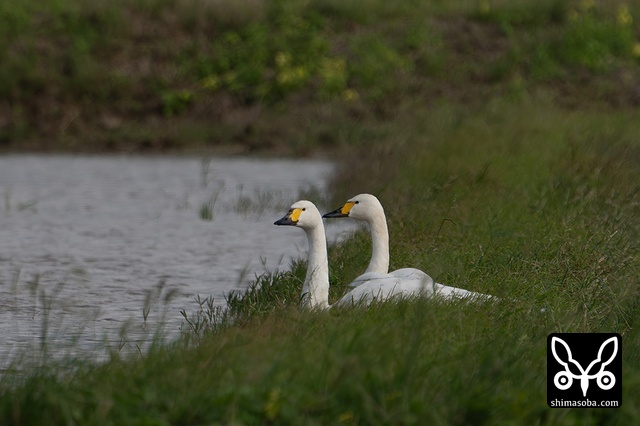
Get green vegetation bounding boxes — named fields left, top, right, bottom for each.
left=1, top=0, right=639, bottom=152
left=1, top=0, right=640, bottom=424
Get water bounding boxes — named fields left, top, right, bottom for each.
left=0, top=155, right=356, bottom=365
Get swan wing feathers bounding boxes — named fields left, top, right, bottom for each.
left=389, top=267, right=432, bottom=281
left=433, top=283, right=495, bottom=301
left=336, top=273, right=435, bottom=307
left=348, top=268, right=433, bottom=289
left=348, top=271, right=389, bottom=288
left=338, top=270, right=495, bottom=307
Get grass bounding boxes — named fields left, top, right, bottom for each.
left=330, top=95, right=639, bottom=318
left=1, top=96, right=638, bottom=422
left=1, top=0, right=640, bottom=424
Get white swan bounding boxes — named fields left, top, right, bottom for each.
left=274, top=200, right=474, bottom=309
left=323, top=193, right=492, bottom=299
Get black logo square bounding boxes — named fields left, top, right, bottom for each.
left=547, top=333, right=622, bottom=408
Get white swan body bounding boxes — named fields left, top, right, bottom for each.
left=347, top=268, right=427, bottom=288
left=323, top=193, right=493, bottom=300
left=274, top=201, right=438, bottom=309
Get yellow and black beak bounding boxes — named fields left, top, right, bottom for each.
left=274, top=208, right=303, bottom=226
left=322, top=201, right=355, bottom=219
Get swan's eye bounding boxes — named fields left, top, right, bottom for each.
left=302, top=208, right=306, bottom=211
left=355, top=201, right=360, bottom=204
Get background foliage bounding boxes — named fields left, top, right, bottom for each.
left=1, top=0, right=639, bottom=152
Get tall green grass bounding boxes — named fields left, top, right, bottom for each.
left=0, top=299, right=635, bottom=424
left=331, top=96, right=639, bottom=318
left=1, top=95, right=638, bottom=424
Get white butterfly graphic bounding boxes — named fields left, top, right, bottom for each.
left=551, top=336, right=618, bottom=397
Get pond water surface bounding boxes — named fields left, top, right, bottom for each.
left=0, top=155, right=356, bottom=366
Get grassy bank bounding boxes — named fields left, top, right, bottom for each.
left=1, top=0, right=639, bottom=153
left=1, top=0, right=640, bottom=424
left=1, top=96, right=638, bottom=425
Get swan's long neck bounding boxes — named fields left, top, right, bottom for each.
left=301, top=225, right=330, bottom=309
left=365, top=209, right=390, bottom=274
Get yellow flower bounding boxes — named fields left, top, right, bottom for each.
left=277, top=66, right=308, bottom=86
left=617, top=5, right=633, bottom=26
left=275, top=52, right=291, bottom=68
left=276, top=70, right=290, bottom=85
left=264, top=387, right=281, bottom=420
left=293, top=66, right=307, bottom=80
left=200, top=75, right=219, bottom=90
left=342, top=89, right=359, bottom=102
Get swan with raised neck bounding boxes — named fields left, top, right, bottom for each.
left=322, top=194, right=389, bottom=274
left=323, top=193, right=439, bottom=285
left=274, top=200, right=330, bottom=309
left=323, top=194, right=498, bottom=301
left=323, top=193, right=391, bottom=274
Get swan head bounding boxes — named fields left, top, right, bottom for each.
left=274, top=200, right=322, bottom=230
left=322, top=193, right=383, bottom=222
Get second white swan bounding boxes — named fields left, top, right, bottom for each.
left=323, top=193, right=493, bottom=300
